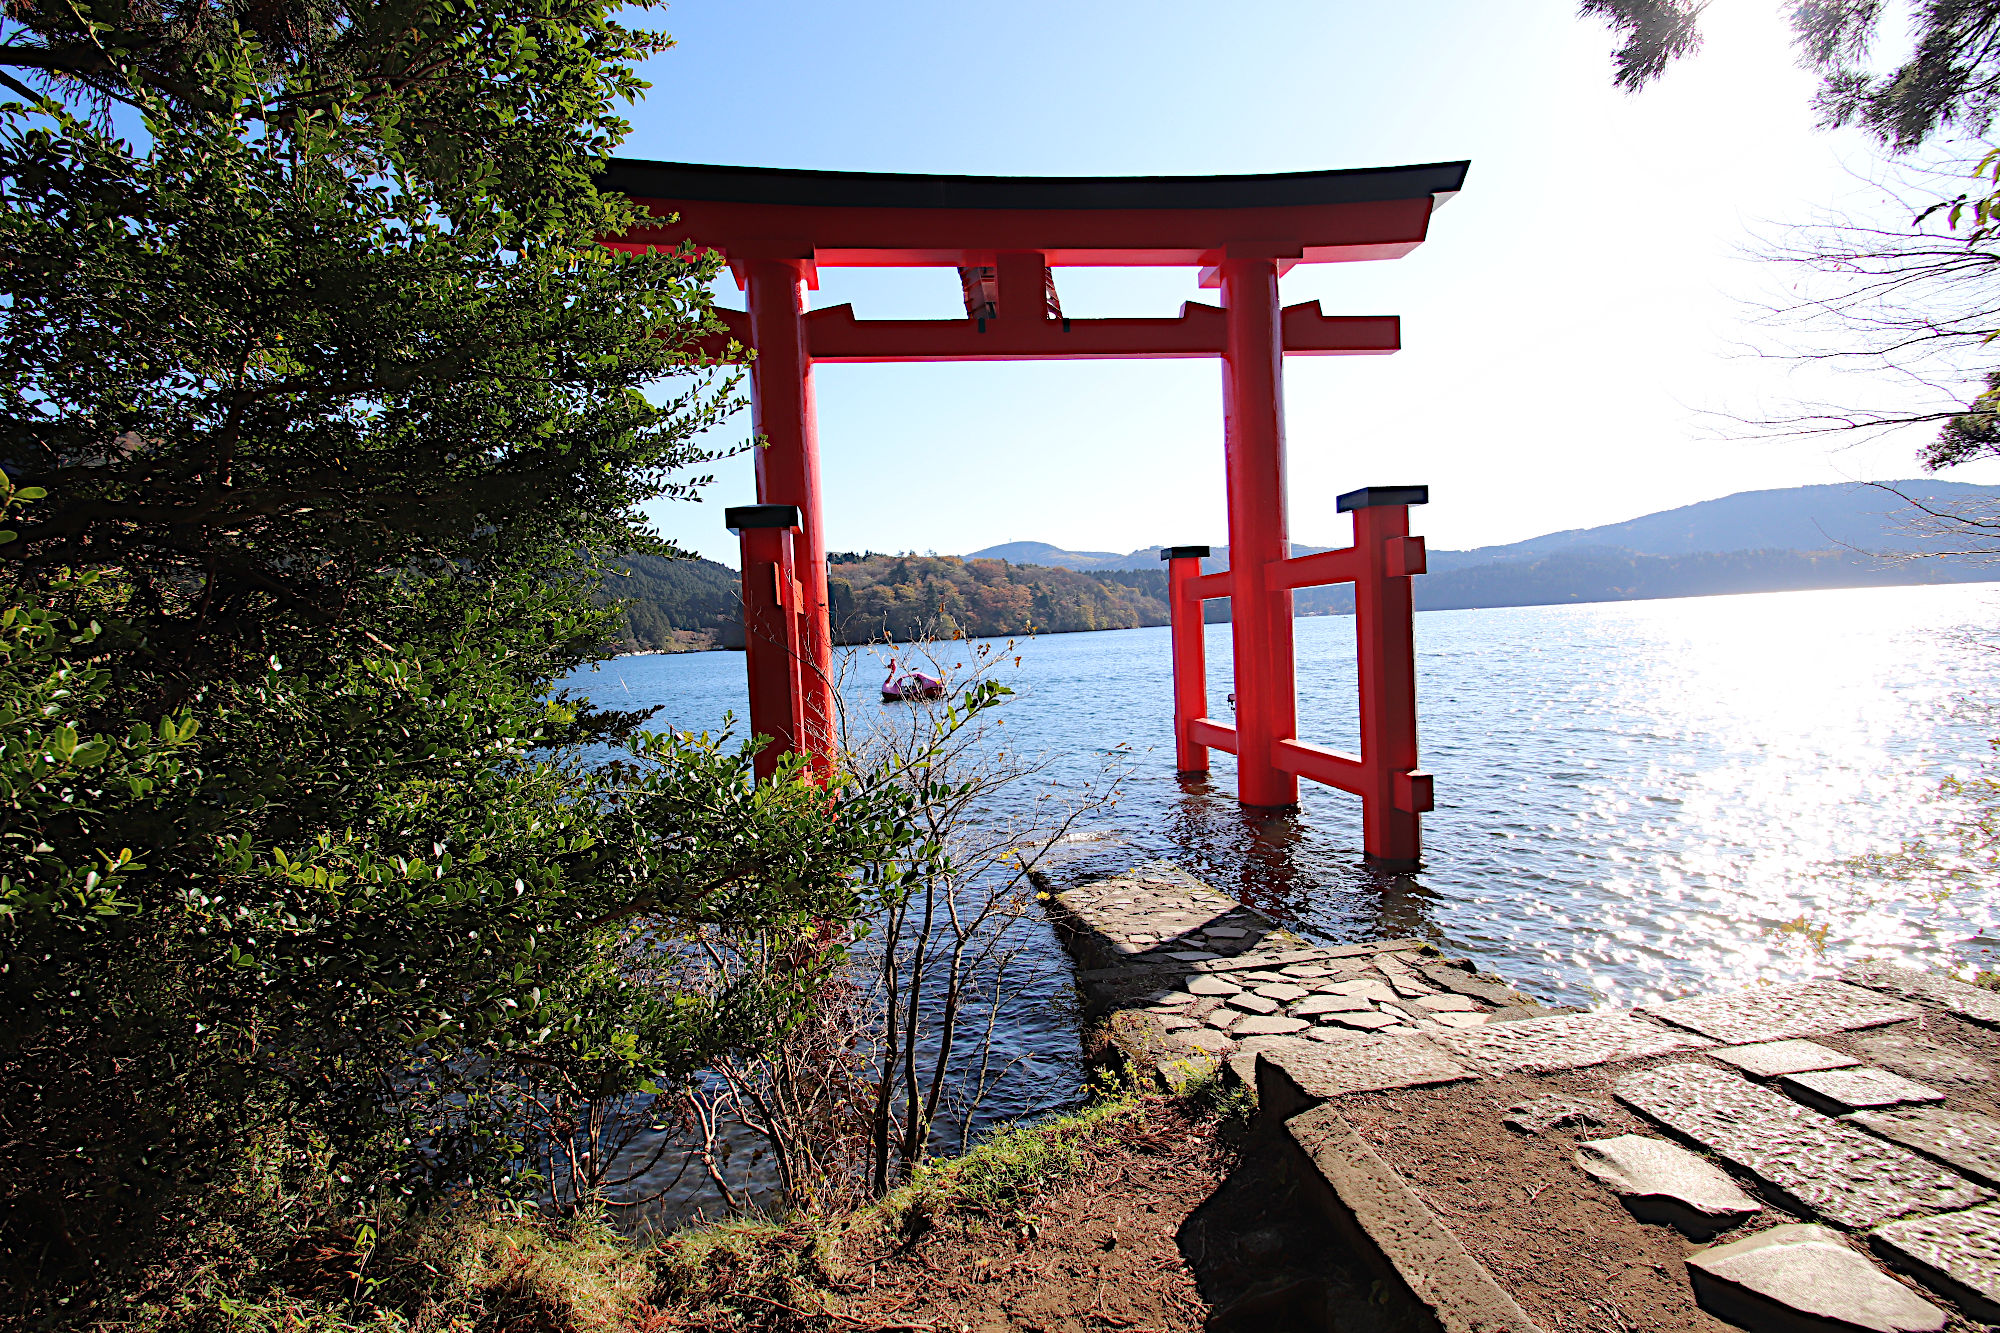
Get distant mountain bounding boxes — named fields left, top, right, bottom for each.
left=964, top=540, right=1154, bottom=571
left=976, top=480, right=2000, bottom=576
left=1438, top=480, right=2000, bottom=566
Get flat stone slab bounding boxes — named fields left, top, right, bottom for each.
left=1328, top=979, right=1398, bottom=1002
left=1858, top=1031, right=1992, bottom=1087
left=1182, top=974, right=1241, bottom=996
left=1424, top=1012, right=1489, bottom=1030
left=1712, top=1039, right=1860, bottom=1079
left=1321, top=1011, right=1401, bottom=1032
left=1575, top=1134, right=1761, bottom=1236
left=1232, top=1014, right=1309, bottom=1037
left=1643, top=980, right=1922, bottom=1045
left=1255, top=1035, right=1472, bottom=1113
left=1844, top=961, right=2000, bottom=1028
left=1412, top=993, right=1483, bottom=1013
left=1226, top=993, right=1279, bottom=1015
left=1295, top=992, right=1373, bottom=1015
left=1849, top=1106, right=2000, bottom=1189
left=1870, top=1203, right=2000, bottom=1320
left=1431, top=1009, right=1710, bottom=1075
left=1781, top=1067, right=1945, bottom=1115
left=1255, top=982, right=1311, bottom=1003
left=1687, top=1223, right=1947, bottom=1333
left=1284, top=1105, right=1546, bottom=1333
left=1613, top=1062, right=1992, bottom=1229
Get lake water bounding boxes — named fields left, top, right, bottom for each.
left=569, top=582, right=2000, bottom=1213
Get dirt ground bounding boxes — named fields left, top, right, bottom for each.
left=672, top=1097, right=1417, bottom=1333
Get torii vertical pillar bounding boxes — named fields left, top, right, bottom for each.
left=744, top=258, right=836, bottom=771
left=1220, top=256, right=1299, bottom=808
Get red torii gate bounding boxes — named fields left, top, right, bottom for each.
left=601, top=158, right=1467, bottom=867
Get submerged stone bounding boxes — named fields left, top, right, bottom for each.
left=1575, top=1134, right=1761, bottom=1237
left=1687, top=1224, right=1947, bottom=1333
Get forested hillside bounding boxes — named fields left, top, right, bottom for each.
left=598, top=553, right=740, bottom=651
left=600, top=554, right=1170, bottom=652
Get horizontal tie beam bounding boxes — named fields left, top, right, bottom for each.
left=1187, top=717, right=1238, bottom=754
left=683, top=302, right=1397, bottom=364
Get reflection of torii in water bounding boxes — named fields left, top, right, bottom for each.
left=881, top=656, right=945, bottom=703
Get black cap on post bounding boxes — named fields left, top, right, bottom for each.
left=725, top=504, right=800, bottom=534
left=1336, top=485, right=1428, bottom=512
left=1159, top=545, right=1211, bottom=561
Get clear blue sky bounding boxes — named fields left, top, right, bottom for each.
left=618, top=1, right=2000, bottom=565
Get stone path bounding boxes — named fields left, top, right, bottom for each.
left=1043, top=862, right=2000, bottom=1333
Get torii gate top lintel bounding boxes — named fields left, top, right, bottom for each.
left=599, top=157, right=1471, bottom=273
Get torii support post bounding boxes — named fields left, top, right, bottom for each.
left=727, top=504, right=807, bottom=782
left=1347, top=487, right=1431, bottom=867
left=1220, top=256, right=1298, bottom=809
left=1162, top=485, right=1434, bottom=869
left=1163, top=546, right=1212, bottom=776
left=743, top=260, right=837, bottom=771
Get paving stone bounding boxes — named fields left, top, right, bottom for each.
left=1424, top=1012, right=1490, bottom=1030
left=1870, top=1203, right=2000, bottom=1320
left=1844, top=961, right=2000, bottom=1028
left=1431, top=1009, right=1710, bottom=1075
left=1203, top=925, right=1251, bottom=939
left=1181, top=1027, right=1235, bottom=1055
left=1781, top=1067, right=1945, bottom=1115
left=1253, top=1035, right=1472, bottom=1113
left=1687, top=1223, right=1947, bottom=1333
left=1255, top=982, right=1311, bottom=1003
left=1412, top=993, right=1484, bottom=1013
left=1282, top=964, right=1331, bottom=979
left=1576, top=1134, right=1762, bottom=1236
left=1849, top=1107, right=2000, bottom=1189
left=1712, top=1039, right=1860, bottom=1079
left=1141, top=989, right=1195, bottom=1008
left=1328, top=979, right=1398, bottom=1002
left=1182, top=974, right=1242, bottom=997
left=1320, top=1010, right=1401, bottom=1032
left=1226, top=992, right=1280, bottom=1016
left=1232, top=1014, right=1310, bottom=1037
left=1643, top=980, right=1922, bottom=1045
left=1166, top=950, right=1216, bottom=961
left=1858, top=1032, right=1992, bottom=1087
left=1613, top=1062, right=1992, bottom=1229
left=1156, top=1014, right=1197, bottom=1032
left=1295, top=992, right=1374, bottom=1015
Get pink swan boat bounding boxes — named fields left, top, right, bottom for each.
left=881, top=657, right=945, bottom=702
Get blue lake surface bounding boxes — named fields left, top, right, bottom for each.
left=568, top=582, right=2000, bottom=1212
